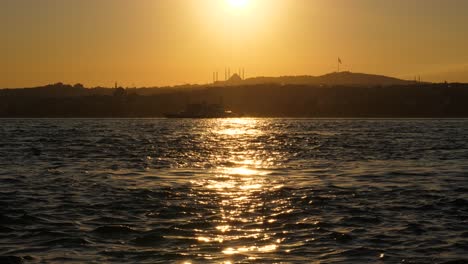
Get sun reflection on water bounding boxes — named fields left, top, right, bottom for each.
left=197, top=165, right=281, bottom=258
left=214, top=118, right=262, bottom=136
left=190, top=119, right=284, bottom=261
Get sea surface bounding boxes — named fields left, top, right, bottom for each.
left=0, top=119, right=467, bottom=264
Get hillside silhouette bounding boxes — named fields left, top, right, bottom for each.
left=220, top=71, right=414, bottom=87
left=1, top=72, right=468, bottom=117
left=1, top=72, right=414, bottom=98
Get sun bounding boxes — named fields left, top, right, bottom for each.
left=227, top=0, right=249, bottom=8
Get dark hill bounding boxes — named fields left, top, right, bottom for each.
left=0, top=83, right=89, bottom=98
left=316, top=71, right=412, bottom=86
left=236, top=71, right=414, bottom=87
left=1, top=72, right=417, bottom=98
left=1, top=82, right=468, bottom=118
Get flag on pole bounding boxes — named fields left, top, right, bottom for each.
left=338, top=57, right=342, bottom=64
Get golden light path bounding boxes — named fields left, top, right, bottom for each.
left=190, top=118, right=285, bottom=262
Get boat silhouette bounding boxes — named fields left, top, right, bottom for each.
left=165, top=102, right=236, bottom=118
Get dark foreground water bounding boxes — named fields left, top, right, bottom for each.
left=0, top=119, right=467, bottom=264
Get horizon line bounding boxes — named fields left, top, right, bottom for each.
left=2, top=71, right=450, bottom=90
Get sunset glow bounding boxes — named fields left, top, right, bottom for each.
left=1, top=0, right=468, bottom=87
left=227, top=0, right=249, bottom=8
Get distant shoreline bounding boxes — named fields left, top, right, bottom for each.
left=1, top=75, right=468, bottom=118
left=1, top=86, right=468, bottom=117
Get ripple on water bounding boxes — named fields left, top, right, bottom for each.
left=0, top=119, right=467, bottom=263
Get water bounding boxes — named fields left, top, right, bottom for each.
left=0, top=119, right=467, bottom=263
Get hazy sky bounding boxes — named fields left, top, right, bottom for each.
left=2, top=0, right=468, bottom=88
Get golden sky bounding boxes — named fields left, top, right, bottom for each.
left=2, top=0, right=468, bottom=88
